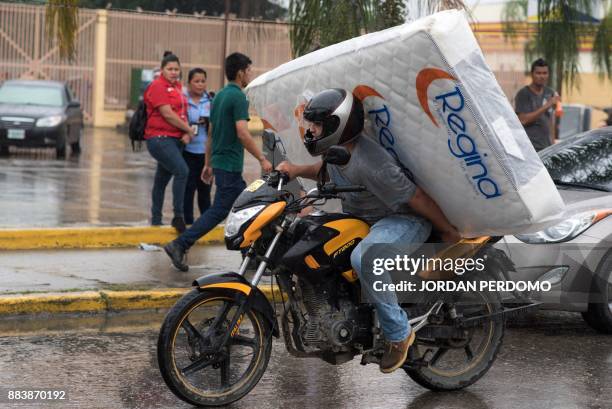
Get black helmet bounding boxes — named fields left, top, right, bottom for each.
left=302, top=88, right=364, bottom=156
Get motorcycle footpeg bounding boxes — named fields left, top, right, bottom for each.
left=402, top=347, right=430, bottom=369
left=402, top=357, right=429, bottom=370
left=360, top=352, right=381, bottom=366
left=360, top=347, right=384, bottom=365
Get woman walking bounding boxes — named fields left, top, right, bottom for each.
left=144, top=52, right=194, bottom=232
left=183, top=68, right=212, bottom=224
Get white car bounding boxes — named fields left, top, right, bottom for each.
left=499, top=127, right=612, bottom=333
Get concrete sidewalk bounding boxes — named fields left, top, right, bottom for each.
left=0, top=245, right=281, bottom=315
left=0, top=225, right=225, bottom=250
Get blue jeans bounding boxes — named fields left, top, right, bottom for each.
left=175, top=168, right=246, bottom=250
left=183, top=151, right=211, bottom=224
left=146, top=137, right=189, bottom=224
left=350, top=214, right=432, bottom=342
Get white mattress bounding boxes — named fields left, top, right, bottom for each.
left=246, top=10, right=565, bottom=236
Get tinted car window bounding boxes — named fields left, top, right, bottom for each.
left=0, top=84, right=64, bottom=107
left=541, top=131, right=612, bottom=189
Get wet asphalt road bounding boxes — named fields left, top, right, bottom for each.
left=0, top=310, right=610, bottom=409
left=0, top=127, right=262, bottom=228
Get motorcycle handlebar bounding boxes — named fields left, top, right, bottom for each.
left=333, top=185, right=366, bottom=193
left=266, top=170, right=291, bottom=188
left=319, top=183, right=366, bottom=194
left=279, top=172, right=291, bottom=185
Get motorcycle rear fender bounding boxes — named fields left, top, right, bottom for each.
left=192, top=272, right=279, bottom=337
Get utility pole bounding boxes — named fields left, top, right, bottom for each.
left=220, top=0, right=230, bottom=88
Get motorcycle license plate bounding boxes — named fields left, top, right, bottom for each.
left=7, top=129, right=25, bottom=140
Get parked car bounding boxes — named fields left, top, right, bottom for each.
left=0, top=80, right=83, bottom=158
left=499, top=127, right=612, bottom=333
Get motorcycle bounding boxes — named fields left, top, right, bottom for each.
left=157, top=145, right=534, bottom=407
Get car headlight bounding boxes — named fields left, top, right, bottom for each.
left=515, top=211, right=604, bottom=244
left=36, top=115, right=64, bottom=127
left=224, top=205, right=265, bottom=237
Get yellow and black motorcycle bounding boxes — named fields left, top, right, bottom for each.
left=157, top=146, right=528, bottom=407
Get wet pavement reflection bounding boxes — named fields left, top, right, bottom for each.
left=0, top=128, right=261, bottom=228
left=0, top=310, right=610, bottom=409
left=0, top=245, right=243, bottom=294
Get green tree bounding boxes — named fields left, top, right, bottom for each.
left=46, top=0, right=79, bottom=61
left=288, top=0, right=468, bottom=58
left=502, top=0, right=612, bottom=96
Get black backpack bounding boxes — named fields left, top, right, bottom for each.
left=128, top=98, right=147, bottom=151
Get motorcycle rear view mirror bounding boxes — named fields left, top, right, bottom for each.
left=262, top=130, right=277, bottom=152
left=322, top=146, right=351, bottom=166
left=318, top=146, right=351, bottom=189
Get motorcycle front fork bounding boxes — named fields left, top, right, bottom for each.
left=237, top=220, right=289, bottom=286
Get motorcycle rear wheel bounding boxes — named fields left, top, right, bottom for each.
left=157, top=289, right=272, bottom=407
left=404, top=288, right=504, bottom=391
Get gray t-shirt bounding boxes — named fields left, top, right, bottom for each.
left=327, top=136, right=417, bottom=225
left=515, top=85, right=555, bottom=151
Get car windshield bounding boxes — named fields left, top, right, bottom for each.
left=540, top=130, right=612, bottom=191
left=0, top=84, right=64, bottom=107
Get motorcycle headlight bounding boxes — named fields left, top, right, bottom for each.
left=224, top=205, right=265, bottom=237
left=36, top=115, right=64, bottom=127
left=515, top=211, right=601, bottom=244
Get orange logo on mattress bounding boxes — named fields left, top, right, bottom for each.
left=416, top=68, right=457, bottom=127
left=353, top=85, right=383, bottom=101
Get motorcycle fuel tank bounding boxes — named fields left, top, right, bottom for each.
left=281, top=212, right=369, bottom=283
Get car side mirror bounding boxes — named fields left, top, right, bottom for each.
left=322, top=146, right=351, bottom=166
left=68, top=100, right=80, bottom=108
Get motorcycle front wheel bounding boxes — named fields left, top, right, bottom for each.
left=157, top=289, right=272, bottom=407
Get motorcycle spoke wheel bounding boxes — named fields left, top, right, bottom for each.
left=405, top=287, right=504, bottom=391
left=158, top=290, right=272, bottom=406
left=424, top=299, right=493, bottom=376
left=173, top=299, right=259, bottom=392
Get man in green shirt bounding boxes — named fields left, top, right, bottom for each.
left=164, top=52, right=272, bottom=271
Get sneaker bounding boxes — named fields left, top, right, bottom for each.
left=380, top=331, right=416, bottom=373
left=164, top=241, right=189, bottom=272
left=171, top=217, right=186, bottom=233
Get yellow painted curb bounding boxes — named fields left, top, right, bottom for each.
left=103, top=289, right=188, bottom=311
left=0, top=292, right=105, bottom=315
left=0, top=225, right=225, bottom=250
left=0, top=285, right=285, bottom=315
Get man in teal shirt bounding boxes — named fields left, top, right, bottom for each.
left=164, top=52, right=272, bottom=271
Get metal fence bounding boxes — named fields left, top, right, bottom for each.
left=104, top=10, right=292, bottom=110
left=0, top=3, right=293, bottom=122
left=0, top=3, right=96, bottom=121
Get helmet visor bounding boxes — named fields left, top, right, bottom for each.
left=302, top=119, right=325, bottom=141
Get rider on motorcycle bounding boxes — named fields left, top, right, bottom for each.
left=277, top=88, right=461, bottom=373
